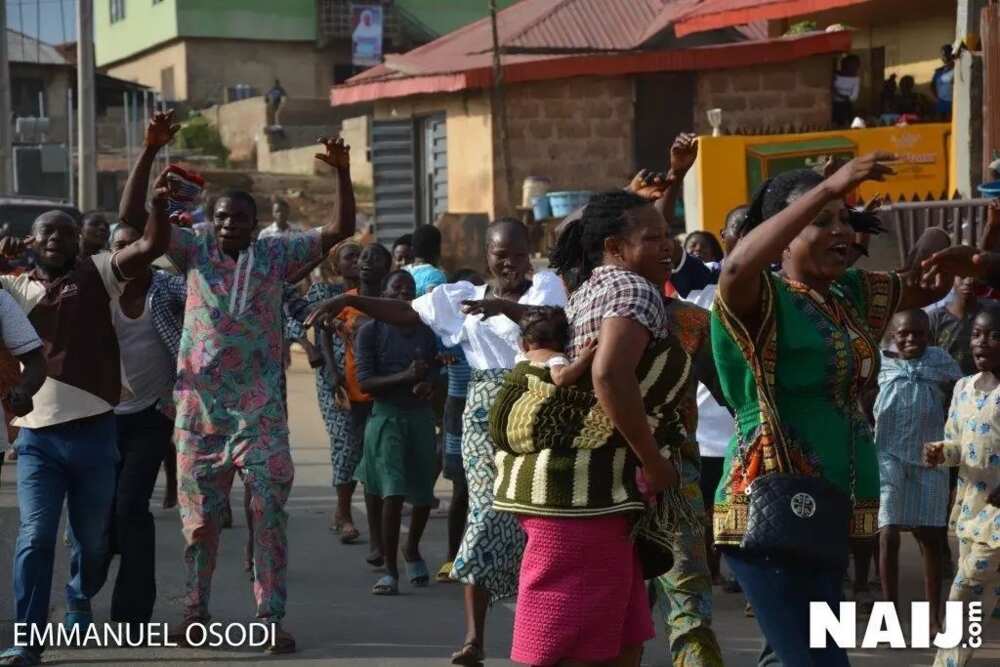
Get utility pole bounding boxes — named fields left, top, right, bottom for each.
left=0, top=0, right=12, bottom=192
left=77, top=0, right=97, bottom=210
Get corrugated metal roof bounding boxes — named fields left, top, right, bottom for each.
left=7, top=29, right=69, bottom=66
left=674, top=0, right=870, bottom=37
left=502, top=0, right=663, bottom=52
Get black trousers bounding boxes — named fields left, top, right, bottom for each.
left=109, top=405, right=171, bottom=622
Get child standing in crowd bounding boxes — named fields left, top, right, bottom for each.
left=925, top=304, right=1000, bottom=667
left=515, top=306, right=597, bottom=387
left=875, top=309, right=962, bottom=633
left=405, top=225, right=447, bottom=297
left=392, top=233, right=414, bottom=270
left=118, top=121, right=357, bottom=653
left=286, top=241, right=364, bottom=540
left=354, top=270, right=440, bottom=595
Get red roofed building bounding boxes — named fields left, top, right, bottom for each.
left=334, top=0, right=857, bottom=243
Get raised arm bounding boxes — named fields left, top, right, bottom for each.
left=314, top=137, right=356, bottom=253
left=304, top=293, right=420, bottom=329
left=980, top=199, right=1000, bottom=252
left=895, top=226, right=952, bottom=311
left=115, top=181, right=173, bottom=279
left=720, top=152, right=896, bottom=324
left=119, top=111, right=180, bottom=230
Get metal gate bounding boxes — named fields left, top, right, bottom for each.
left=372, top=115, right=449, bottom=246
left=371, top=119, right=417, bottom=246
left=419, top=114, right=448, bottom=226
left=882, top=197, right=994, bottom=264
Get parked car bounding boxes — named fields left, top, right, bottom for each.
left=0, top=194, right=81, bottom=238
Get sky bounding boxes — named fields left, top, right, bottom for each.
left=6, top=0, right=76, bottom=45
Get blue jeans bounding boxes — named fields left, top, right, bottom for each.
left=725, top=549, right=850, bottom=667
left=13, top=413, right=118, bottom=646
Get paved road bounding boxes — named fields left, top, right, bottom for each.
left=0, top=354, right=996, bottom=666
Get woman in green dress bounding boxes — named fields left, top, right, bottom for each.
left=712, top=153, right=952, bottom=666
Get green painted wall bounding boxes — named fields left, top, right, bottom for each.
left=175, top=0, right=316, bottom=42
left=396, top=0, right=519, bottom=37
left=96, top=0, right=180, bottom=67
left=96, top=0, right=315, bottom=67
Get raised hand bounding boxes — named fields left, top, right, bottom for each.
left=626, top=169, right=670, bottom=201
left=0, top=235, right=33, bottom=259
left=461, top=298, right=507, bottom=318
left=304, top=295, right=349, bottom=328
left=669, top=133, right=698, bottom=176
left=920, top=245, right=987, bottom=286
left=145, top=110, right=180, bottom=148
left=315, top=136, right=350, bottom=171
left=825, top=152, right=896, bottom=198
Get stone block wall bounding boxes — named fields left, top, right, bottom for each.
left=497, top=76, right=636, bottom=215
left=693, top=55, right=835, bottom=135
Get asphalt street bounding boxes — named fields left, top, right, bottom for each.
left=0, top=353, right=996, bottom=666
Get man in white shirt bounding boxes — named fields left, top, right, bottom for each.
left=0, top=291, right=47, bottom=478
left=258, top=199, right=304, bottom=239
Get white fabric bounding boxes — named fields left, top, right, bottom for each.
left=0, top=291, right=42, bottom=450
left=411, top=270, right=567, bottom=371
left=680, top=283, right=734, bottom=458
left=112, top=292, right=176, bottom=415
left=514, top=352, right=569, bottom=368
left=258, top=222, right=305, bottom=238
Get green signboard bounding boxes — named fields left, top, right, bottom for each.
left=746, top=136, right=857, bottom=195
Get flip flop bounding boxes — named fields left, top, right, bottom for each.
left=435, top=561, right=454, bottom=583
left=372, top=575, right=398, bottom=595
left=0, top=647, right=40, bottom=666
left=405, top=558, right=430, bottom=587
left=365, top=552, right=384, bottom=568
left=340, top=524, right=360, bottom=544
left=450, top=641, right=484, bottom=666
left=264, top=627, right=297, bottom=655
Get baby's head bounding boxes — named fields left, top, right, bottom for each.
left=891, top=309, right=930, bottom=360
left=518, top=306, right=570, bottom=353
left=971, top=304, right=1000, bottom=374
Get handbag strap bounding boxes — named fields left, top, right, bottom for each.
left=717, top=272, right=857, bottom=505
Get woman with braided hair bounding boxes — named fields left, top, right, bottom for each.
left=713, top=154, right=955, bottom=665
left=489, top=190, right=685, bottom=666
left=305, top=219, right=566, bottom=666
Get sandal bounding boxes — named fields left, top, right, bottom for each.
left=366, top=552, right=384, bottom=568
left=405, top=559, right=430, bottom=587
left=450, top=640, right=484, bottom=666
left=372, top=575, right=398, bottom=595
left=265, top=626, right=297, bottom=655
left=436, top=561, right=454, bottom=583
left=340, top=523, right=360, bottom=544
left=0, top=647, right=40, bottom=666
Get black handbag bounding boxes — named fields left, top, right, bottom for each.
left=740, top=470, right=853, bottom=572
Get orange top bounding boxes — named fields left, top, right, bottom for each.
left=336, top=290, right=371, bottom=403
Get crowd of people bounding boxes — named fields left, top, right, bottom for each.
left=0, top=110, right=997, bottom=667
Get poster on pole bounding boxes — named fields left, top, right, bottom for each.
left=352, top=5, right=384, bottom=67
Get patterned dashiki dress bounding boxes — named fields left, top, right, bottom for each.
left=873, top=347, right=962, bottom=528
left=285, top=281, right=359, bottom=486
left=711, top=268, right=902, bottom=547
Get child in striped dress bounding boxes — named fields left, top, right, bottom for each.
left=875, top=309, right=962, bottom=632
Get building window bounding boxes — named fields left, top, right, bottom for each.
left=110, top=0, right=126, bottom=23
